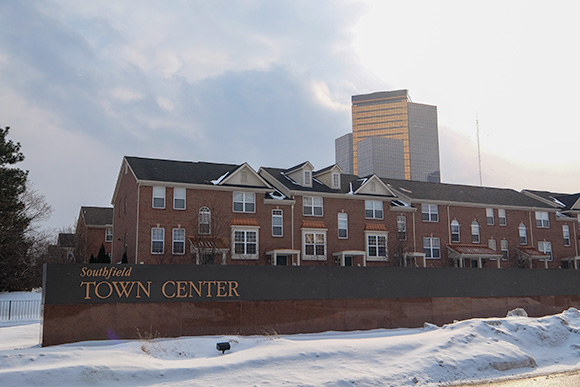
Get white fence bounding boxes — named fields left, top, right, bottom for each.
left=0, top=300, right=42, bottom=321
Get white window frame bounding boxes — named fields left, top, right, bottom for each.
left=424, top=237, right=441, bottom=259
left=199, top=207, right=211, bottom=235
left=538, top=241, right=553, bottom=261
left=365, top=200, right=384, bottom=219
left=486, top=208, right=494, bottom=225
left=272, top=209, right=283, bottom=237
left=421, top=204, right=439, bottom=222
left=151, top=227, right=164, bottom=254
left=152, top=186, right=165, bottom=209
left=501, top=239, right=509, bottom=260
left=338, top=213, right=348, bottom=239
left=397, top=215, right=407, bottom=241
left=303, top=196, right=323, bottom=216
left=366, top=232, right=388, bottom=261
left=498, top=209, right=507, bottom=226
left=332, top=173, right=340, bottom=189
left=563, top=225, right=571, bottom=246
left=302, top=229, right=327, bottom=260
left=471, top=221, right=480, bottom=244
left=451, top=220, right=460, bottom=243
left=232, top=227, right=259, bottom=259
left=488, top=238, right=497, bottom=251
left=172, top=228, right=186, bottom=255
left=535, top=211, right=550, bottom=228
left=233, top=192, right=255, bottom=213
left=304, top=170, right=312, bottom=187
left=105, top=228, right=113, bottom=242
left=173, top=187, right=186, bottom=210
left=519, top=223, right=528, bottom=245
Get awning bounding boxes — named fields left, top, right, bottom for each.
left=188, top=236, right=229, bottom=250
left=332, top=250, right=366, bottom=267
left=266, top=249, right=301, bottom=266
left=516, top=247, right=551, bottom=269
left=403, top=252, right=427, bottom=268
left=447, top=244, right=503, bottom=268
left=301, top=220, right=327, bottom=229
left=562, top=256, right=580, bottom=270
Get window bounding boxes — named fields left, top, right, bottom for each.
left=486, top=208, right=494, bottom=225
left=365, top=200, right=383, bottom=219
left=199, top=207, right=211, bottom=235
left=422, top=204, right=438, bottom=222
left=535, top=211, right=550, bottom=228
left=501, top=239, right=509, bottom=260
left=105, top=228, right=113, bottom=242
left=303, top=231, right=326, bottom=258
left=498, top=209, right=507, bottom=226
left=303, top=196, right=323, bottom=216
left=172, top=229, right=185, bottom=255
left=367, top=234, right=387, bottom=259
left=152, top=186, right=165, bottom=208
left=397, top=216, right=407, bottom=241
left=488, top=239, right=497, bottom=251
left=272, top=209, right=283, bottom=237
left=233, top=192, right=255, bottom=213
left=424, top=237, right=441, bottom=259
left=233, top=229, right=258, bottom=258
left=151, top=228, right=164, bottom=254
left=519, top=223, right=528, bottom=245
left=471, top=221, right=480, bottom=243
left=563, top=225, right=571, bottom=246
left=332, top=173, right=340, bottom=188
left=338, top=213, right=348, bottom=239
left=304, top=170, right=312, bottom=187
left=451, top=220, right=460, bottom=243
left=173, top=187, right=186, bottom=210
left=538, top=241, right=553, bottom=261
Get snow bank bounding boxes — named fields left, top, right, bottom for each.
left=1, top=305, right=580, bottom=386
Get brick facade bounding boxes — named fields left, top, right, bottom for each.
left=110, top=156, right=579, bottom=269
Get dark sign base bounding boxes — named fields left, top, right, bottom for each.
left=41, top=295, right=580, bottom=346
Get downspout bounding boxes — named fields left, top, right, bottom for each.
left=447, top=202, right=451, bottom=243
left=412, top=208, right=417, bottom=252
left=528, top=210, right=535, bottom=247
left=574, top=219, right=578, bottom=257
left=135, top=183, right=141, bottom=264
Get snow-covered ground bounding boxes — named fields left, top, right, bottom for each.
left=1, top=291, right=580, bottom=386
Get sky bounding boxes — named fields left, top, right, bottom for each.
left=1, top=0, right=579, bottom=231
left=2, top=291, right=580, bottom=386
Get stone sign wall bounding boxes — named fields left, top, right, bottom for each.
left=41, top=264, right=580, bottom=346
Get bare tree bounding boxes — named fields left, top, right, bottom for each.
left=190, top=199, right=230, bottom=265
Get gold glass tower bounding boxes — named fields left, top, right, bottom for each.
left=348, top=90, right=440, bottom=182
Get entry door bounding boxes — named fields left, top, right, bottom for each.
left=344, top=256, right=353, bottom=266
left=276, top=255, right=288, bottom=266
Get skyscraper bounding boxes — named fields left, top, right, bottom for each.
left=336, top=90, right=441, bottom=182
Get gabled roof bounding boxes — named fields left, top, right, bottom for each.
left=284, top=161, right=314, bottom=174
left=80, top=206, right=113, bottom=227
left=58, top=233, right=76, bottom=248
left=313, top=164, right=343, bottom=176
left=523, top=190, right=580, bottom=212
left=125, top=156, right=241, bottom=186
left=260, top=167, right=341, bottom=194
left=384, top=178, right=554, bottom=208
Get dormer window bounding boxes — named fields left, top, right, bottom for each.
left=332, top=173, right=340, bottom=188
left=304, top=170, right=312, bottom=187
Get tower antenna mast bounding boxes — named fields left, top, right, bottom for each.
left=476, top=112, right=482, bottom=186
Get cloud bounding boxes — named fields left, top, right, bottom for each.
left=0, top=0, right=376, bottom=228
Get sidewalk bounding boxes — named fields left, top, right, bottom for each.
left=455, top=370, right=580, bottom=387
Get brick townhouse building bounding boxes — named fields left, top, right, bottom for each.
left=75, top=206, right=114, bottom=262
left=110, top=156, right=579, bottom=269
